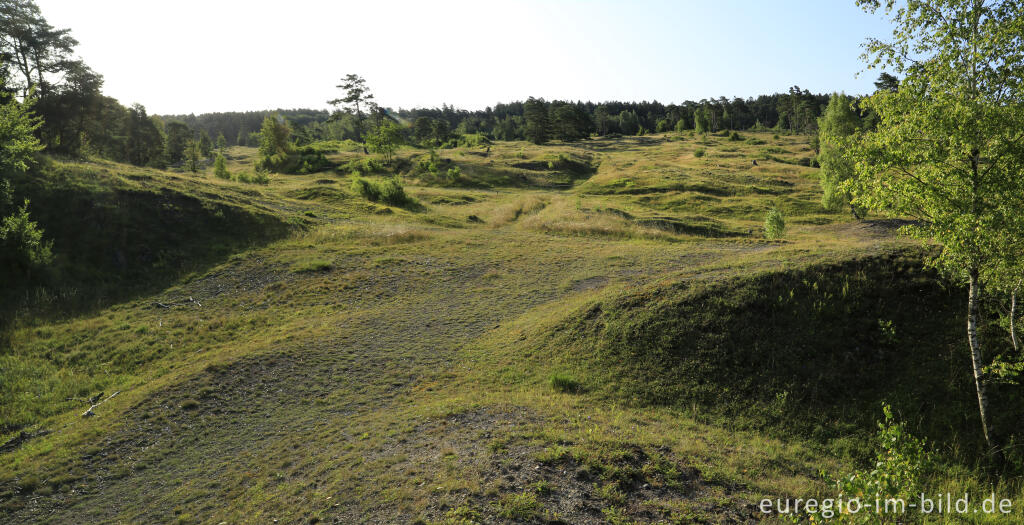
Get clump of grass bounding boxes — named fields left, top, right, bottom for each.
left=180, top=399, right=200, bottom=410
left=495, top=491, right=539, bottom=520
left=550, top=372, right=581, bottom=393
left=764, top=206, right=786, bottom=240
left=728, top=131, right=742, bottom=141
left=693, top=148, right=706, bottom=158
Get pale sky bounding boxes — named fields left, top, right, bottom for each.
left=34, top=0, right=895, bottom=115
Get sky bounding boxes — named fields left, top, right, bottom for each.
left=33, top=0, right=897, bottom=115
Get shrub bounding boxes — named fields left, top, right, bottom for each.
left=729, top=131, right=742, bottom=141
left=693, top=148, right=706, bottom=158
left=350, top=177, right=410, bottom=207
left=235, top=171, right=269, bottom=185
left=822, top=405, right=931, bottom=523
left=764, top=206, right=786, bottom=240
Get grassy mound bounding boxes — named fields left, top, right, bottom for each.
left=482, top=251, right=997, bottom=458
left=2, top=158, right=292, bottom=319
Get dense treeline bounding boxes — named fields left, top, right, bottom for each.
left=168, top=87, right=833, bottom=149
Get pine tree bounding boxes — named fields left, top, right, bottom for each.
left=213, top=153, right=230, bottom=179
left=523, top=97, right=549, bottom=144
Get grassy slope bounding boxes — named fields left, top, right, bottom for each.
left=0, top=132, right=1017, bottom=523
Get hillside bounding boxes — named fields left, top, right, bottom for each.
left=0, top=132, right=1013, bottom=523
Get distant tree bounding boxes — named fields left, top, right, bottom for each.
left=236, top=129, right=247, bottom=147
left=123, top=103, right=163, bottom=167
left=215, top=132, right=226, bottom=151
left=328, top=74, right=374, bottom=141
left=430, top=118, right=450, bottom=146
left=198, top=129, right=212, bottom=157
left=873, top=72, right=899, bottom=93
left=618, top=110, right=639, bottom=135
left=850, top=0, right=1024, bottom=458
left=258, top=114, right=291, bottom=159
left=366, top=122, right=403, bottom=165
left=817, top=93, right=862, bottom=216
left=523, top=97, right=549, bottom=144
left=694, top=107, right=709, bottom=134
left=213, top=153, right=229, bottom=179
left=550, top=103, right=590, bottom=141
left=184, top=139, right=201, bottom=173
left=413, top=116, right=433, bottom=145
left=163, top=121, right=191, bottom=164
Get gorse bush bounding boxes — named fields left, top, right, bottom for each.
left=350, top=177, right=410, bottom=207
left=764, top=206, right=786, bottom=240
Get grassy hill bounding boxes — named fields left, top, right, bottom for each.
left=1, top=131, right=1017, bottom=523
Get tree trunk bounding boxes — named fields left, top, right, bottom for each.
left=1012, top=281, right=1019, bottom=352
left=967, top=269, right=997, bottom=458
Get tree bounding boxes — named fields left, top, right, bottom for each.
left=0, top=89, right=50, bottom=280
left=523, top=97, right=549, bottom=144
left=694, top=107, right=709, bottom=134
left=123, top=103, right=163, bottom=167
left=413, top=116, right=433, bottom=145
left=328, top=74, right=374, bottom=141
left=213, top=153, right=229, bottom=179
left=215, top=132, right=226, bottom=152
left=258, top=114, right=291, bottom=159
left=0, top=0, right=80, bottom=97
left=849, top=0, right=1024, bottom=459
left=163, top=121, right=191, bottom=164
left=817, top=93, right=862, bottom=216
left=366, top=122, right=403, bottom=165
left=184, top=139, right=201, bottom=173
left=0, top=88, right=43, bottom=174
left=873, top=72, right=899, bottom=93
left=617, top=110, right=639, bottom=136
left=198, top=129, right=212, bottom=157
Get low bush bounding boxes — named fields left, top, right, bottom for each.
left=764, top=206, right=786, bottom=240
left=350, top=176, right=411, bottom=207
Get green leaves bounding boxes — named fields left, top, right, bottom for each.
left=0, top=92, right=43, bottom=175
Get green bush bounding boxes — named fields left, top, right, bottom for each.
left=821, top=404, right=931, bottom=523
left=764, top=206, right=786, bottom=240
left=350, top=177, right=410, bottom=207
left=693, top=148, right=706, bottom=158
left=729, top=131, right=742, bottom=141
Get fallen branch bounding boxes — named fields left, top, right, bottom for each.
left=81, top=390, right=121, bottom=417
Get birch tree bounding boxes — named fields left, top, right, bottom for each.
left=848, top=0, right=1024, bottom=459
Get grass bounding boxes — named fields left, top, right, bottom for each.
left=1, top=131, right=1019, bottom=523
